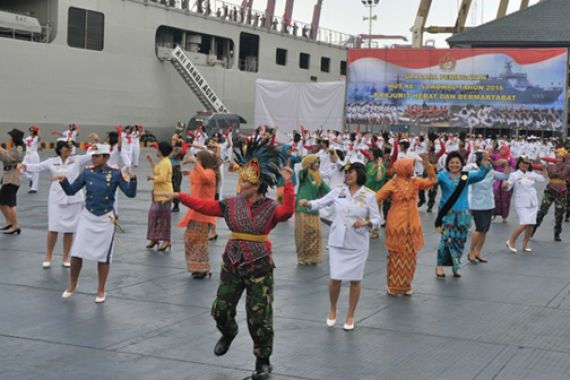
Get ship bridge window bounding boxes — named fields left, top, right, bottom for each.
left=156, top=26, right=235, bottom=69
left=321, top=57, right=330, bottom=73
left=299, top=53, right=310, bottom=70
left=276, top=48, right=287, bottom=66
left=239, top=32, right=259, bottom=73
left=67, top=7, right=104, bottom=51
left=340, top=60, right=347, bottom=76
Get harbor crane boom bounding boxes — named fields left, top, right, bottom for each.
left=411, top=0, right=540, bottom=48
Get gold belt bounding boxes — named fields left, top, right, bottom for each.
left=230, top=232, right=269, bottom=242
left=550, top=179, right=567, bottom=185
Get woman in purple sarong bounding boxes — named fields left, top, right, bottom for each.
left=491, top=145, right=516, bottom=223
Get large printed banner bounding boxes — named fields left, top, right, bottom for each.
left=346, top=48, right=568, bottom=131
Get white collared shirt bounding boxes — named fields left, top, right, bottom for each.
left=309, top=185, right=382, bottom=250
left=25, top=154, right=92, bottom=204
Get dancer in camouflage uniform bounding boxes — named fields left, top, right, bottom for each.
left=534, top=148, right=570, bottom=241
left=162, top=138, right=294, bottom=380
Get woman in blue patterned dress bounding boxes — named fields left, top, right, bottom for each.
left=436, top=151, right=490, bottom=278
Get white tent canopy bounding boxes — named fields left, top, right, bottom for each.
left=253, top=79, right=345, bottom=141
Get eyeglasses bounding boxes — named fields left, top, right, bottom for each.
left=92, top=154, right=102, bottom=158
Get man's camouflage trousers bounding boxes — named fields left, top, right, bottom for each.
left=211, top=264, right=274, bottom=359
left=536, top=190, right=566, bottom=236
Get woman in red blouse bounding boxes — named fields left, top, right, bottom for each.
left=178, top=150, right=220, bottom=278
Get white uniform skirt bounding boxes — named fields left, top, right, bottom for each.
left=71, top=209, right=116, bottom=263
left=516, top=206, right=538, bottom=225
left=48, top=202, right=82, bottom=233
left=329, top=246, right=369, bottom=281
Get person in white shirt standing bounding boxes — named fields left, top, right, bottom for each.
left=53, top=124, right=79, bottom=155
left=18, top=140, right=92, bottom=267
left=131, top=125, right=143, bottom=168
left=299, top=162, right=382, bottom=331
left=119, top=125, right=133, bottom=171
left=22, top=125, right=41, bottom=193
left=504, top=157, right=547, bottom=253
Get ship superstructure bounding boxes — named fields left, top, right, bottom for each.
left=0, top=0, right=351, bottom=139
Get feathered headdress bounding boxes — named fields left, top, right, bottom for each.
left=233, top=136, right=284, bottom=187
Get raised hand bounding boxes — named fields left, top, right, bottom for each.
left=280, top=166, right=294, bottom=183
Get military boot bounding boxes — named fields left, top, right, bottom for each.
left=214, top=335, right=234, bottom=356
left=251, top=357, right=272, bottom=380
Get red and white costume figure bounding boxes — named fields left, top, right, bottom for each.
left=119, top=125, right=133, bottom=170
left=22, top=125, right=41, bottom=192
left=131, top=125, right=143, bottom=167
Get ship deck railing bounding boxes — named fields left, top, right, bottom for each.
left=137, top=0, right=355, bottom=48
left=0, top=24, right=52, bottom=43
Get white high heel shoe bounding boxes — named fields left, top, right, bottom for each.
left=343, top=322, right=355, bottom=331
left=62, top=286, right=78, bottom=299
left=95, top=293, right=106, bottom=303
left=326, top=318, right=336, bottom=327
left=506, top=240, right=517, bottom=253
left=42, top=261, right=51, bottom=269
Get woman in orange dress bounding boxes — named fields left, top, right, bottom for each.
left=178, top=150, right=220, bottom=278
left=376, top=156, right=436, bottom=296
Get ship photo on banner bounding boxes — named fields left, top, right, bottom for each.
left=346, top=48, right=568, bottom=133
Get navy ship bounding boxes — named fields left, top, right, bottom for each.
left=477, top=61, right=563, bottom=104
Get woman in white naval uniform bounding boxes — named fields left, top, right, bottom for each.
left=299, top=162, right=382, bottom=331
left=19, top=140, right=92, bottom=268
left=22, top=126, right=41, bottom=193
left=504, top=157, right=547, bottom=252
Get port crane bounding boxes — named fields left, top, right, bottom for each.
left=411, top=0, right=545, bottom=48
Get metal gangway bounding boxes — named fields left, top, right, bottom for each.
left=167, top=45, right=229, bottom=113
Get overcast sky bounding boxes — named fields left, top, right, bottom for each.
left=222, top=0, right=541, bottom=46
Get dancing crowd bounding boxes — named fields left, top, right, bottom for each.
left=1, top=123, right=570, bottom=379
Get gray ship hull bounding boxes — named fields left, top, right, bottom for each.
left=0, top=0, right=347, bottom=140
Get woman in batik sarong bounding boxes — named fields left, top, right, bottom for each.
left=436, top=151, right=490, bottom=278
left=159, top=138, right=294, bottom=380
left=177, top=149, right=219, bottom=278
left=146, top=141, right=173, bottom=251
left=491, top=145, right=515, bottom=222
left=295, top=154, right=330, bottom=265
left=376, top=156, right=436, bottom=295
